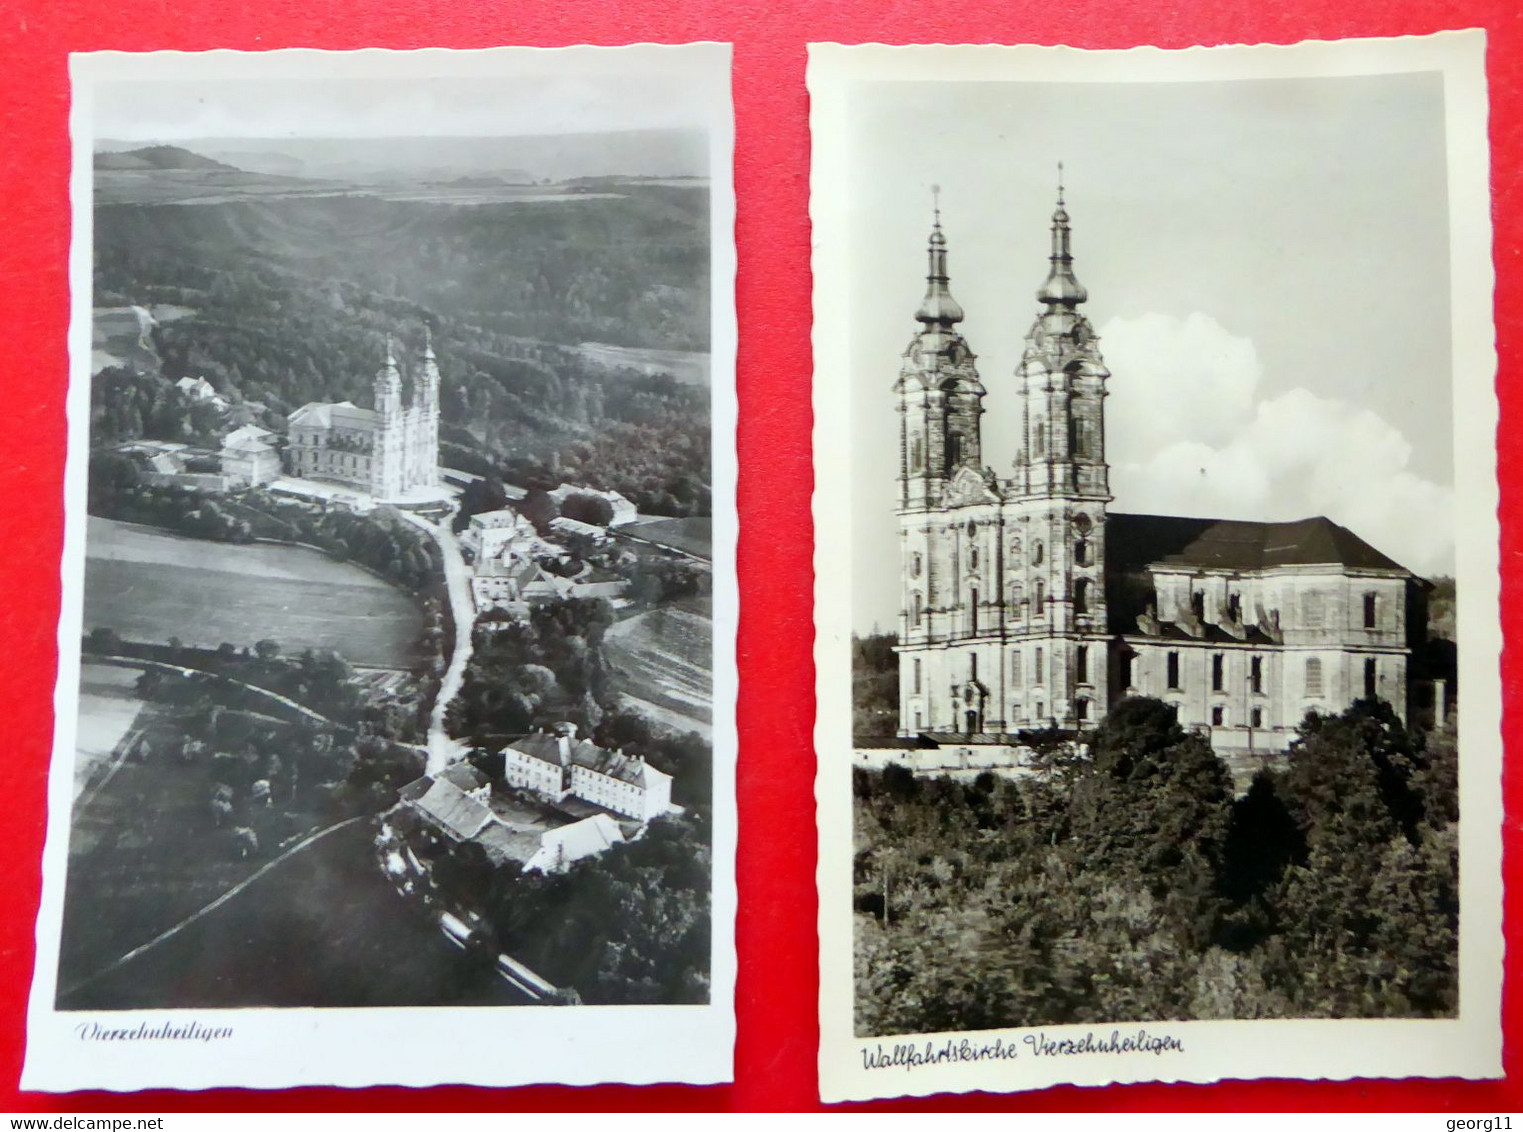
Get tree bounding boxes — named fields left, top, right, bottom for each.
left=1067, top=697, right=1235, bottom=884
left=254, top=639, right=282, bottom=661
left=560, top=491, right=615, bottom=527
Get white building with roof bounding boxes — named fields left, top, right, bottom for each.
left=398, top=762, right=626, bottom=874
left=502, top=723, right=673, bottom=822
left=176, top=375, right=229, bottom=410
left=219, top=424, right=281, bottom=486
left=287, top=330, right=440, bottom=502
left=547, top=483, right=639, bottom=527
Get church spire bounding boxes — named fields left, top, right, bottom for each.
left=1037, top=164, right=1088, bottom=307
left=915, top=185, right=965, bottom=327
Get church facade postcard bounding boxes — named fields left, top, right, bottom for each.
left=26, top=43, right=736, bottom=1092
left=811, top=32, right=1500, bottom=1102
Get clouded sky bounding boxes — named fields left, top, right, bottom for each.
left=847, top=72, right=1455, bottom=634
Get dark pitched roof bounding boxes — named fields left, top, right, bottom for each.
left=1105, top=513, right=1408, bottom=574
left=413, top=779, right=493, bottom=841
left=438, top=762, right=489, bottom=793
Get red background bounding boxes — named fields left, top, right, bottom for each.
left=0, top=0, right=1517, bottom=1113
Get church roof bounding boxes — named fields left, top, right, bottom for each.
left=1106, top=512, right=1409, bottom=574
left=288, top=400, right=378, bottom=431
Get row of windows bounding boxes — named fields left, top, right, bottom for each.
left=907, top=578, right=1097, bottom=628
left=1178, top=589, right=1386, bottom=630
left=1127, top=651, right=1379, bottom=699
left=908, top=536, right=1098, bottom=579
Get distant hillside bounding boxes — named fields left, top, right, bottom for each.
left=96, top=145, right=241, bottom=173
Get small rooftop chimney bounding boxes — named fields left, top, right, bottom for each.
left=552, top=721, right=577, bottom=766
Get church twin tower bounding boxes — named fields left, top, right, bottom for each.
left=895, top=182, right=1113, bottom=737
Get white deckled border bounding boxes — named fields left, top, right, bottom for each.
left=811, top=31, right=1501, bottom=1104
left=26, top=42, right=738, bottom=1093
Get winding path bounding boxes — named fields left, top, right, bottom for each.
left=398, top=511, right=474, bottom=773
left=60, top=816, right=367, bottom=999
left=89, top=655, right=336, bottom=727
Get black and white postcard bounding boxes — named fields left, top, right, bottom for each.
left=27, top=43, right=736, bottom=1091
left=811, top=33, right=1501, bottom=1101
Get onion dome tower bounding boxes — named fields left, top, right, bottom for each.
left=894, top=189, right=986, bottom=511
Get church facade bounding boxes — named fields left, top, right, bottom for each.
left=894, top=189, right=1423, bottom=755
left=287, top=330, right=441, bottom=502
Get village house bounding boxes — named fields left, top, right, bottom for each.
left=219, top=424, right=281, bottom=487
left=501, top=723, right=674, bottom=822
left=175, top=375, right=229, bottom=411
left=396, top=762, right=626, bottom=874
left=548, top=483, right=640, bottom=527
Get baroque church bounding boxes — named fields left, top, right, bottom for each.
left=287, top=329, right=441, bottom=502
left=894, top=185, right=1424, bottom=755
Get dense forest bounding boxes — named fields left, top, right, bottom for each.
left=93, top=184, right=712, bottom=516
left=853, top=697, right=1458, bottom=1036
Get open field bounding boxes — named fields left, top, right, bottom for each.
left=83, top=518, right=423, bottom=667
left=605, top=595, right=712, bottom=737
left=73, top=665, right=145, bottom=802
left=60, top=818, right=528, bottom=1010
left=576, top=342, right=710, bottom=386
left=619, top=516, right=713, bottom=561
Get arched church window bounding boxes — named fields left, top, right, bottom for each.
left=910, top=553, right=922, bottom=578
left=1032, top=418, right=1046, bottom=457
left=1009, top=537, right=1022, bottom=565
left=948, top=434, right=963, bottom=466
left=1074, top=578, right=1092, bottom=615
left=1075, top=539, right=1091, bottom=567
left=970, top=547, right=979, bottom=571
left=1191, top=591, right=1206, bottom=621
left=1304, top=657, right=1323, bottom=697
left=1009, top=581, right=1024, bottom=615
left=1071, top=417, right=1089, bottom=458
left=970, top=588, right=979, bottom=633
left=910, top=435, right=924, bottom=473
left=1032, top=541, right=1045, bottom=566
left=966, top=520, right=977, bottom=539
left=1033, top=580, right=1045, bottom=617
left=912, top=592, right=923, bottom=628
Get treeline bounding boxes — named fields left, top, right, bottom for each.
left=853, top=697, right=1458, bottom=1035
left=84, top=630, right=363, bottom=726
left=94, top=190, right=713, bottom=517
left=90, top=451, right=446, bottom=597
left=852, top=632, right=898, bottom=741
left=96, top=189, right=710, bottom=352
left=92, top=365, right=231, bottom=446
left=401, top=808, right=712, bottom=1005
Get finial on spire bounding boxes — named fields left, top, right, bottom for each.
left=916, top=188, right=964, bottom=327
left=384, top=333, right=396, bottom=364
left=1057, top=161, right=1065, bottom=207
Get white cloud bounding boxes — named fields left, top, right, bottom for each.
left=1100, top=312, right=1454, bottom=577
